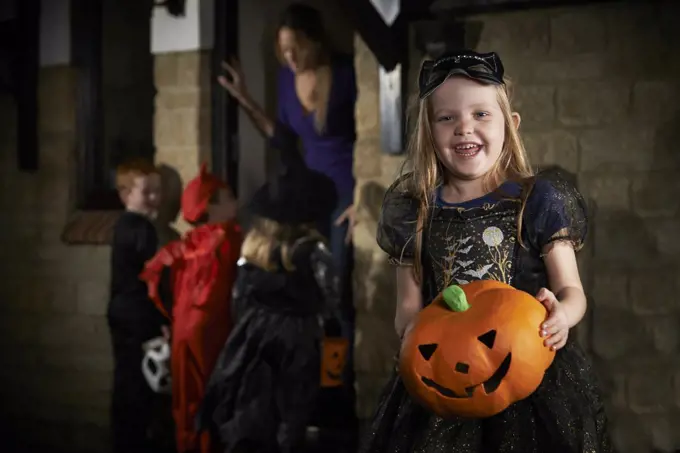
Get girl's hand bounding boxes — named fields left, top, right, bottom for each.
left=334, top=204, right=357, bottom=244
left=218, top=58, right=249, bottom=103
left=536, top=287, right=569, bottom=351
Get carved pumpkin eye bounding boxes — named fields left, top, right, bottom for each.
left=477, top=329, right=497, bottom=349
left=454, top=362, right=469, bottom=374
left=418, top=343, right=437, bottom=361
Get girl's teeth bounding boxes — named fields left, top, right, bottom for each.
left=455, top=145, right=480, bottom=153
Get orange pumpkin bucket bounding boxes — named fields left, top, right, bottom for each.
left=399, top=280, right=555, bottom=419
left=320, top=337, right=349, bottom=388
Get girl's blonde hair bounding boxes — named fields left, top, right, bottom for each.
left=403, top=76, right=534, bottom=282
left=241, top=217, right=325, bottom=272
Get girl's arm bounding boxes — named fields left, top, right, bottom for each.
left=395, top=266, right=423, bottom=337
left=543, top=241, right=587, bottom=328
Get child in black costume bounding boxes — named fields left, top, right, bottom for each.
left=359, top=51, right=613, bottom=452
left=107, top=159, right=170, bottom=453
left=197, top=154, right=344, bottom=453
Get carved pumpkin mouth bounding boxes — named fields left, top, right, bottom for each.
left=326, top=371, right=342, bottom=380
left=421, top=352, right=512, bottom=399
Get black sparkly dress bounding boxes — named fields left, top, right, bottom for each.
left=360, top=169, right=613, bottom=453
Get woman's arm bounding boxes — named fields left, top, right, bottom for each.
left=395, top=266, right=423, bottom=337
left=543, top=241, right=587, bottom=328
left=238, top=95, right=275, bottom=138
left=218, top=60, right=276, bottom=138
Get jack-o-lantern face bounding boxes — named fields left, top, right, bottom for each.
left=320, top=337, right=349, bottom=387
left=399, top=280, right=555, bottom=419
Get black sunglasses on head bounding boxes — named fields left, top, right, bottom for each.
left=418, top=51, right=505, bottom=99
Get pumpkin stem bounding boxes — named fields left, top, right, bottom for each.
left=443, top=285, right=470, bottom=312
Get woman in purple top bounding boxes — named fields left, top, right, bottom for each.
left=218, top=2, right=358, bottom=447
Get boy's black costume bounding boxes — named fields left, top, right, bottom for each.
left=107, top=211, right=168, bottom=453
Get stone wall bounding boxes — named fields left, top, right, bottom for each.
left=154, top=50, right=213, bottom=234
left=352, top=2, right=680, bottom=451
left=0, top=48, right=209, bottom=451
left=0, top=67, right=113, bottom=452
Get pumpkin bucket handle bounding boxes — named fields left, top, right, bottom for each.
left=443, top=285, right=470, bottom=312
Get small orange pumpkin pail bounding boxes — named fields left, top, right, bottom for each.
left=320, top=337, right=349, bottom=387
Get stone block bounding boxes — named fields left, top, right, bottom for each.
left=37, top=314, right=97, bottom=348
left=631, top=172, right=680, bottom=218
left=155, top=87, right=205, bottom=111
left=579, top=128, right=665, bottom=172
left=647, top=219, right=680, bottom=259
left=522, top=130, right=579, bottom=174
left=604, top=373, right=627, bottom=410
left=354, top=35, right=378, bottom=84
left=549, top=8, right=607, bottom=55
left=177, top=50, right=211, bottom=88
left=579, top=172, right=631, bottom=212
left=42, top=350, right=113, bottom=374
left=0, top=94, right=17, bottom=144
left=627, top=371, right=673, bottom=414
left=514, top=53, right=609, bottom=84
left=353, top=211, right=379, bottom=252
left=76, top=281, right=109, bottom=316
left=631, top=81, right=680, bottom=122
left=591, top=270, right=628, bottom=309
left=590, top=308, right=651, bottom=360
left=38, top=67, right=76, bottom=134
left=610, top=413, right=652, bottom=453
left=591, top=214, right=658, bottom=267
left=154, top=53, right=179, bottom=88
left=643, top=316, right=680, bottom=355
left=155, top=109, right=201, bottom=148
left=38, top=131, right=75, bottom=172
left=50, top=280, right=78, bottom=314
left=675, top=372, right=680, bottom=410
left=605, top=4, right=665, bottom=55
left=473, top=11, right=550, bottom=57
left=354, top=138, right=382, bottom=179
left=355, top=372, right=391, bottom=420
left=378, top=155, right=406, bottom=188
left=0, top=313, right=42, bottom=347
left=556, top=81, right=630, bottom=127
left=513, top=85, right=555, bottom=130
left=354, top=313, right=399, bottom=376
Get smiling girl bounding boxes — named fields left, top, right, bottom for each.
left=360, top=50, right=612, bottom=452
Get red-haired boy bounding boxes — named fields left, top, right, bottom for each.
left=108, top=159, right=168, bottom=453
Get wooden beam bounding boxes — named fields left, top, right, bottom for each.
left=430, top=0, right=624, bottom=14
left=336, top=0, right=401, bottom=71
left=16, top=0, right=40, bottom=172
left=71, top=0, right=107, bottom=208
left=211, top=0, right=239, bottom=195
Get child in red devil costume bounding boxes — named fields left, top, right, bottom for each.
left=141, top=164, right=242, bottom=453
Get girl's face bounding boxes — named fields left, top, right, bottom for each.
left=208, top=188, right=238, bottom=223
left=429, top=77, right=512, bottom=182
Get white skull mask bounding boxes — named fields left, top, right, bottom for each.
left=141, top=336, right=172, bottom=394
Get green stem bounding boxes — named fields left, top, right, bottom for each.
left=443, top=285, right=470, bottom=312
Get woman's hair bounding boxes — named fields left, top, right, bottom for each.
left=241, top=216, right=325, bottom=272
left=274, top=3, right=332, bottom=134
left=402, top=74, right=534, bottom=282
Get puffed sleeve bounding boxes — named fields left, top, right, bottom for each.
left=523, top=167, right=588, bottom=252
left=376, top=174, right=420, bottom=266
